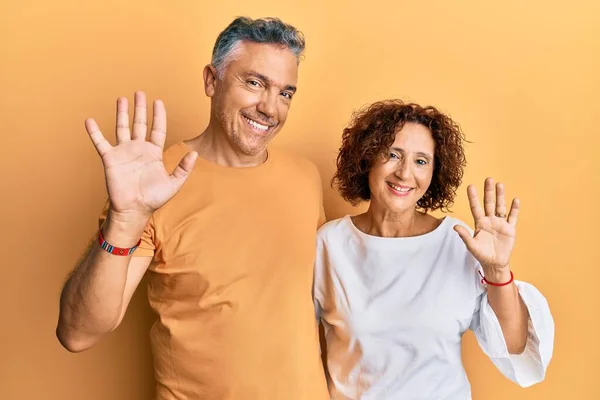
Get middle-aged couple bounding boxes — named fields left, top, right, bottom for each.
left=56, top=16, right=554, bottom=400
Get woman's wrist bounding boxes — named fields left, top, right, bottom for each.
left=481, top=266, right=512, bottom=285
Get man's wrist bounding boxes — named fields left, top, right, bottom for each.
left=102, top=209, right=150, bottom=248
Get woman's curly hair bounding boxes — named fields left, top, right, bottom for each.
left=332, top=99, right=468, bottom=212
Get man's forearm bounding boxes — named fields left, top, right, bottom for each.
left=56, top=212, right=148, bottom=352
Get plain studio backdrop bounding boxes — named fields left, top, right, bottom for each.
left=1, top=0, right=598, bottom=399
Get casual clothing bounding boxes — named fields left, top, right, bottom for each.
left=314, top=215, right=554, bottom=400
left=100, top=142, right=329, bottom=400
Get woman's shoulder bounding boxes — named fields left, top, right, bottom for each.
left=442, top=215, right=474, bottom=234
left=317, top=215, right=353, bottom=241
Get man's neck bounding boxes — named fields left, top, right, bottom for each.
left=186, top=125, right=267, bottom=168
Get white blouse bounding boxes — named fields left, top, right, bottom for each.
left=313, top=215, right=554, bottom=400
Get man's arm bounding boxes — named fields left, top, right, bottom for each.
left=56, top=91, right=197, bottom=352
left=56, top=213, right=151, bottom=353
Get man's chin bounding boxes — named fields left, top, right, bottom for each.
left=241, top=134, right=274, bottom=155
left=235, top=140, right=266, bottom=157
left=242, top=147, right=266, bottom=157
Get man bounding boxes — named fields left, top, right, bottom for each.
left=56, top=17, right=329, bottom=400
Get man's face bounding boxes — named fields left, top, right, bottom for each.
left=205, top=41, right=299, bottom=156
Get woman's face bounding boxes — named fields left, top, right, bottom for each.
left=368, top=122, right=436, bottom=213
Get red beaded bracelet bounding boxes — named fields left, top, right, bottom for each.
left=98, top=229, right=141, bottom=256
left=478, top=270, right=514, bottom=287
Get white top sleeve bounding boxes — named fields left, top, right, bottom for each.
left=470, top=278, right=555, bottom=387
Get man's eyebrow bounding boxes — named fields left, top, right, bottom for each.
left=244, top=70, right=297, bottom=93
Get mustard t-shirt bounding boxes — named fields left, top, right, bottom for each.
left=102, top=142, right=329, bottom=400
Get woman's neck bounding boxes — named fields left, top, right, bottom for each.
left=353, top=204, right=439, bottom=238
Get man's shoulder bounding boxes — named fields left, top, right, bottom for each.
left=270, top=146, right=320, bottom=179
left=271, top=146, right=315, bottom=165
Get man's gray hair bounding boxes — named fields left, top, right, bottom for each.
left=211, top=17, right=306, bottom=78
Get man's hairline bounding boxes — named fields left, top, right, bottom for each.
left=214, top=40, right=301, bottom=79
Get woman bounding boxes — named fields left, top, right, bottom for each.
left=314, top=100, right=554, bottom=399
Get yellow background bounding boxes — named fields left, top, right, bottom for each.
left=1, top=0, right=598, bottom=399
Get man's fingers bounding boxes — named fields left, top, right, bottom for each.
left=115, top=97, right=131, bottom=143
left=169, top=151, right=199, bottom=190
left=85, top=118, right=112, bottom=157
left=132, top=91, right=148, bottom=140
left=149, top=99, right=167, bottom=149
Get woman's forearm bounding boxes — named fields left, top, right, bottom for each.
left=484, top=268, right=529, bottom=354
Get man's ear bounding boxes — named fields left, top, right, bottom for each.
left=203, top=64, right=218, bottom=97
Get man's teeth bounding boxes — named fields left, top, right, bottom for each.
left=390, top=184, right=411, bottom=192
left=244, top=117, right=269, bottom=131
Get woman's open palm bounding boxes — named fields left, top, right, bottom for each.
left=454, top=177, right=520, bottom=270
